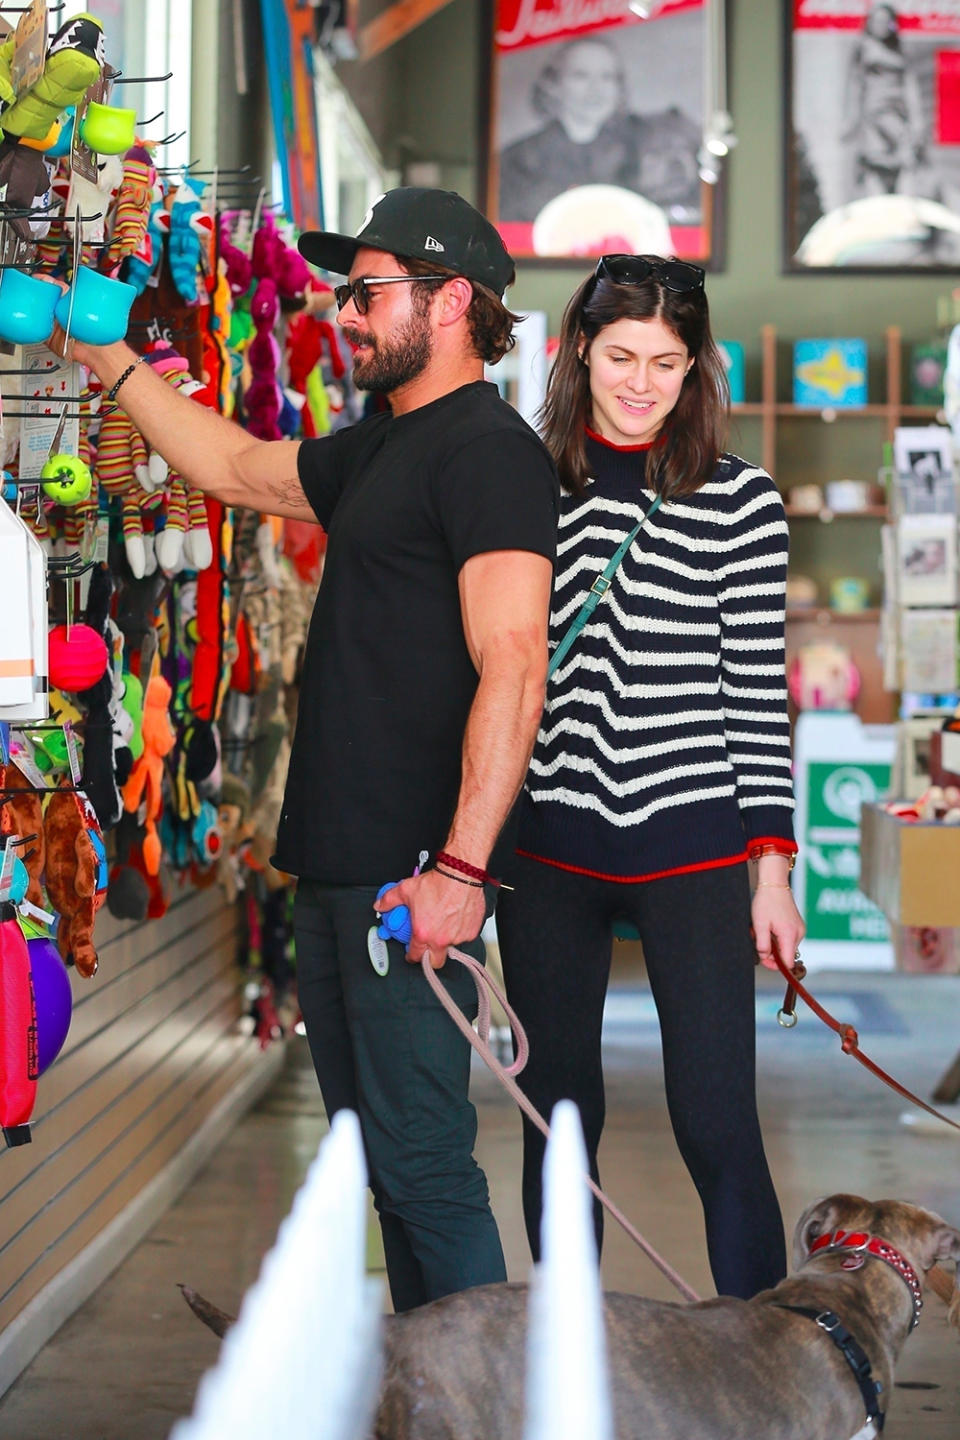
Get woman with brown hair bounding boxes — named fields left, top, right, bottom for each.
left=496, top=255, right=804, bottom=1299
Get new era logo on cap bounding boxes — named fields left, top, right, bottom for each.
left=297, top=187, right=515, bottom=298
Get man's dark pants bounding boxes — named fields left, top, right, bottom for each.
left=293, top=880, right=507, bottom=1312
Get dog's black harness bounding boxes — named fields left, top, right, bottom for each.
left=775, top=1305, right=884, bottom=1434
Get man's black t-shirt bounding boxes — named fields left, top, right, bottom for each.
left=272, top=380, right=559, bottom=885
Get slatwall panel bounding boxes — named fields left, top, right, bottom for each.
left=0, top=886, right=274, bottom=1341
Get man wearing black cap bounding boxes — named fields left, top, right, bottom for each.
left=52, top=187, right=558, bottom=1312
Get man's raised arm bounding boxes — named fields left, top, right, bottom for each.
left=57, top=335, right=319, bottom=522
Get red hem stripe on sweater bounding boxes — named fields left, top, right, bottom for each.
left=746, top=835, right=799, bottom=856
left=514, top=848, right=750, bottom=884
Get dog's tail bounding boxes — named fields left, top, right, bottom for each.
left=926, top=1265, right=960, bottom=1332
left=178, top=1283, right=236, bottom=1338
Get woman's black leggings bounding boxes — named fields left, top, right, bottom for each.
left=495, top=853, right=786, bottom=1299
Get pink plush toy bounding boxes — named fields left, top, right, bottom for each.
left=788, top=642, right=861, bottom=712
left=251, top=211, right=310, bottom=299
left=244, top=278, right=283, bottom=442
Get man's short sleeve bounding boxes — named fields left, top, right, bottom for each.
left=431, top=432, right=559, bottom=572
left=296, top=432, right=347, bottom=528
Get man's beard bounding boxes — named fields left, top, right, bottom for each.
left=346, top=306, right=433, bottom=394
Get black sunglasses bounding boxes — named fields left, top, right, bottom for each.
left=333, top=274, right=447, bottom=315
left=593, top=254, right=706, bottom=294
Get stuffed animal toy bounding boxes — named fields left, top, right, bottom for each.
left=204, top=262, right=234, bottom=416
left=216, top=771, right=251, bottom=903
left=250, top=211, right=310, bottom=300
left=286, top=302, right=344, bottom=438
left=107, top=809, right=170, bottom=920
left=95, top=397, right=162, bottom=578
left=243, top=277, right=283, bottom=441
left=0, top=13, right=105, bottom=240
left=121, top=674, right=175, bottom=875
left=787, top=642, right=861, bottom=712
left=138, top=343, right=213, bottom=573
left=124, top=185, right=170, bottom=295
left=167, top=177, right=213, bottom=304
left=119, top=669, right=144, bottom=762
left=0, top=13, right=104, bottom=137
left=218, top=212, right=252, bottom=299
left=65, top=152, right=124, bottom=262
left=43, top=783, right=106, bottom=978
left=105, top=809, right=149, bottom=921
left=0, top=762, right=45, bottom=910
left=107, top=144, right=157, bottom=273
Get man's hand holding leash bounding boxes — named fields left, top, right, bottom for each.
left=376, top=868, right=487, bottom=970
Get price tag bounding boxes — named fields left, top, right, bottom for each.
left=63, top=720, right=82, bottom=786
left=11, top=0, right=46, bottom=97
left=0, top=840, right=18, bottom=902
left=19, top=899, right=55, bottom=926
left=9, top=738, right=48, bottom=790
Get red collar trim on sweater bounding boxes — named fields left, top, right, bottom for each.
left=585, top=426, right=657, bottom=453
left=808, top=1229, right=923, bottom=1330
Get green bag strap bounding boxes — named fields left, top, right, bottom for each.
left=548, top=493, right=663, bottom=679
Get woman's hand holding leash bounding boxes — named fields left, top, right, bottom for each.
left=751, top=855, right=805, bottom=973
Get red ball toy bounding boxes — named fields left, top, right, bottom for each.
left=47, top=623, right=109, bottom=693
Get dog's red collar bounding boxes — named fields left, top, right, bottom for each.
left=808, top=1230, right=923, bottom=1331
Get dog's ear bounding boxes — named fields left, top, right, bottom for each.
left=920, top=1222, right=960, bottom=1272
left=792, top=1194, right=868, bottom=1270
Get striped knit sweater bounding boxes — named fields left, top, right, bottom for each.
left=516, top=430, right=796, bottom=881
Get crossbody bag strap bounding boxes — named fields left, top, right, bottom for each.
left=547, top=493, right=663, bottom=679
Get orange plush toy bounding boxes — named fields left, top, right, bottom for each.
left=121, top=675, right=175, bottom=875
left=43, top=785, right=106, bottom=979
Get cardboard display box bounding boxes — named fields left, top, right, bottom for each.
left=859, top=802, right=960, bottom=927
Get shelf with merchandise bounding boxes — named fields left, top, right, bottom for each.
left=729, top=325, right=940, bottom=480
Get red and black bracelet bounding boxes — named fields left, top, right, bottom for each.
left=435, top=851, right=501, bottom=888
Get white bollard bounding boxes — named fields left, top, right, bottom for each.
left=170, top=1110, right=383, bottom=1440
left=523, top=1100, right=614, bottom=1440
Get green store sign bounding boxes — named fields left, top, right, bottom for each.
left=801, top=761, right=891, bottom=944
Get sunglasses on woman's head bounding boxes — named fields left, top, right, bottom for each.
left=333, top=274, right=447, bottom=315
left=593, top=254, right=706, bottom=293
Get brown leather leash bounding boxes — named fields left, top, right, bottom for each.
left=773, top=948, right=960, bottom=1135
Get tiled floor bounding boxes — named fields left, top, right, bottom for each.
left=1, top=957, right=958, bottom=1438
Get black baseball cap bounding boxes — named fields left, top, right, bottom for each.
left=298, top=187, right=515, bottom=297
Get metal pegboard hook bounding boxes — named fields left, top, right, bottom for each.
left=111, top=71, right=174, bottom=85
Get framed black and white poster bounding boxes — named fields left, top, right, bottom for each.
left=485, top=0, right=722, bottom=266
left=785, top=1, right=960, bottom=271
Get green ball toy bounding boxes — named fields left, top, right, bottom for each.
left=40, top=453, right=92, bottom=505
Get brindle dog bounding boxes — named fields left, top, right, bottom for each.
left=182, top=1194, right=960, bottom=1440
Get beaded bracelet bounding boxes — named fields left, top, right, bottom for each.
left=435, top=851, right=500, bottom=888
left=435, top=866, right=483, bottom=889
left=106, top=353, right=147, bottom=403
